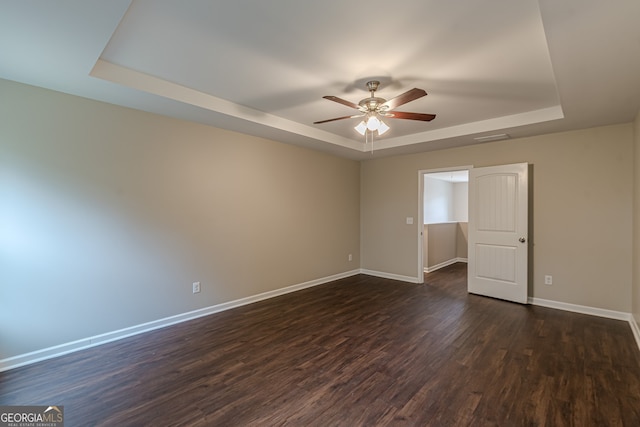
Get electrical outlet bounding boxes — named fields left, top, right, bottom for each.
left=348, top=254, right=353, bottom=262
left=544, top=275, right=553, bottom=285
left=192, top=282, right=201, bottom=293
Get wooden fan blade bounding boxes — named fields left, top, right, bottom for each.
left=323, top=95, right=361, bottom=110
left=382, top=88, right=427, bottom=110
left=313, top=114, right=363, bottom=124
left=387, top=111, right=436, bottom=121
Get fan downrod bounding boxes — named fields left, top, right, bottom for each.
left=366, top=80, right=380, bottom=93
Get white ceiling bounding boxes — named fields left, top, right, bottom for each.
left=1, top=0, right=639, bottom=160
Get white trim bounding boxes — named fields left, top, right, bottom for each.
left=418, top=170, right=425, bottom=282
left=630, top=316, right=640, bottom=351
left=528, top=297, right=631, bottom=321
left=529, top=297, right=640, bottom=352
left=425, top=257, right=468, bottom=273
left=418, top=166, right=473, bottom=284
left=0, top=269, right=360, bottom=372
left=360, top=269, right=422, bottom=284
left=5, top=272, right=637, bottom=372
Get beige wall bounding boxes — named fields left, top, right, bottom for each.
left=0, top=79, right=360, bottom=359
left=425, top=223, right=457, bottom=267
left=633, top=110, right=640, bottom=324
left=456, top=222, right=468, bottom=259
left=423, top=222, right=468, bottom=269
left=362, top=124, right=633, bottom=312
left=2, top=76, right=637, bottom=361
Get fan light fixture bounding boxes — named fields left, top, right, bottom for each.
left=355, top=115, right=389, bottom=136
left=314, top=80, right=435, bottom=150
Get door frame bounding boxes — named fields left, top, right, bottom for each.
left=417, top=165, right=473, bottom=283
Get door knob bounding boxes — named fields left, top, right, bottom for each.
left=519, top=237, right=526, bottom=243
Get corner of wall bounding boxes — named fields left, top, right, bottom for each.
left=633, top=110, right=640, bottom=326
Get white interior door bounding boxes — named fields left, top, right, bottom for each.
left=468, top=163, right=528, bottom=303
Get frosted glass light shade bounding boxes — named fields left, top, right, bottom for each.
left=355, top=116, right=390, bottom=136
left=377, top=120, right=389, bottom=135
left=366, top=116, right=380, bottom=131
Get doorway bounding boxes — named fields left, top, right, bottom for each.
left=418, top=166, right=471, bottom=280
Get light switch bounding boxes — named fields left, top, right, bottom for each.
left=406, top=217, right=414, bottom=225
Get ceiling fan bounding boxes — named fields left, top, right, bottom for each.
left=313, top=80, right=436, bottom=136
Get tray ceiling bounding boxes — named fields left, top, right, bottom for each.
left=1, top=0, right=639, bottom=159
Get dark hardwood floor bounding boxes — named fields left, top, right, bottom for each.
left=2, top=263, right=640, bottom=426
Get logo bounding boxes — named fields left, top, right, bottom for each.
left=0, top=406, right=64, bottom=427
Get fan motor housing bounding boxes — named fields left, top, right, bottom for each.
left=359, top=97, right=387, bottom=112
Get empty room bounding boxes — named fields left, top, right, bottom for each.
left=2, top=1, right=640, bottom=425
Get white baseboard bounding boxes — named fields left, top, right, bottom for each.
left=0, top=269, right=360, bottom=372
left=630, top=316, right=640, bottom=351
left=424, top=257, right=468, bottom=273
left=528, top=297, right=631, bottom=321
left=529, top=297, right=640, bottom=352
left=359, top=269, right=422, bottom=284
left=5, top=271, right=638, bottom=372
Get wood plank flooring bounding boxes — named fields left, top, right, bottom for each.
left=2, top=263, right=640, bottom=426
